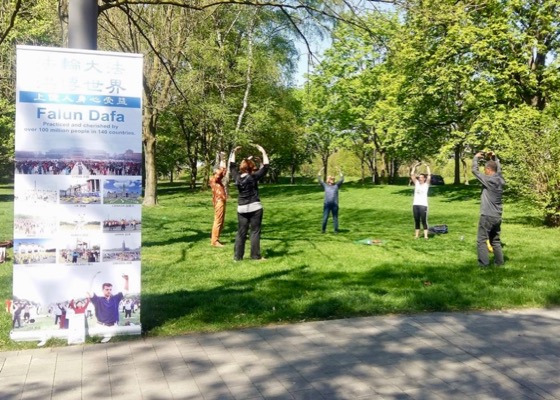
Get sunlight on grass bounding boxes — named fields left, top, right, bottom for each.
left=1, top=180, right=559, bottom=349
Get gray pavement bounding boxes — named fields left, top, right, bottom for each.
left=1, top=308, right=560, bottom=400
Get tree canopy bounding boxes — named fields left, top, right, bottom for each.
left=2, top=0, right=560, bottom=225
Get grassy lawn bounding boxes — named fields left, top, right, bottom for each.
left=1, top=178, right=559, bottom=350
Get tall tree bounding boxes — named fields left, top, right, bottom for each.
left=0, top=0, right=61, bottom=176
left=303, top=10, right=400, bottom=181
left=98, top=4, right=197, bottom=205
left=94, top=0, right=368, bottom=202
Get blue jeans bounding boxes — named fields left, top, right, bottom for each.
left=322, top=203, right=339, bottom=233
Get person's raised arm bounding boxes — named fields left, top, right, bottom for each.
left=122, top=274, right=129, bottom=294
left=229, top=146, right=241, bottom=164
left=425, top=163, right=431, bottom=183
left=219, top=151, right=226, bottom=169
left=410, top=162, right=420, bottom=184
left=472, top=152, right=486, bottom=183
left=472, top=152, right=483, bottom=173
left=336, top=168, right=344, bottom=186
left=318, top=167, right=324, bottom=183
left=487, top=151, right=501, bottom=173
left=254, top=144, right=269, bottom=165
left=229, top=146, right=241, bottom=180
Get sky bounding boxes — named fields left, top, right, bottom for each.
left=294, top=37, right=331, bottom=86
left=292, top=1, right=395, bottom=87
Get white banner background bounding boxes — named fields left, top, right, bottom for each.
left=11, top=46, right=143, bottom=343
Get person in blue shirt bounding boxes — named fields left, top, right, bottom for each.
left=88, top=274, right=129, bottom=326
left=318, top=168, right=344, bottom=233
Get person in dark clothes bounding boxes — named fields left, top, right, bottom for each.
left=472, top=151, right=506, bottom=267
left=229, top=144, right=269, bottom=261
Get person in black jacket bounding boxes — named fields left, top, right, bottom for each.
left=229, top=144, right=269, bottom=261
left=472, top=151, right=506, bottom=267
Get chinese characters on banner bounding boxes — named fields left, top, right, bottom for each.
left=11, top=46, right=143, bottom=343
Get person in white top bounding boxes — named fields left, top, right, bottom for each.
left=410, top=162, right=431, bottom=239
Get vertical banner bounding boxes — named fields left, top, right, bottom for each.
left=11, top=46, right=143, bottom=343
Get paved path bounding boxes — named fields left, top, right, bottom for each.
left=1, top=308, right=560, bottom=400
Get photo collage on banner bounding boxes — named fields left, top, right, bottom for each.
left=11, top=46, right=143, bottom=343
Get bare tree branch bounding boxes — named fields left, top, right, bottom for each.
left=0, top=0, right=23, bottom=46
left=105, top=4, right=191, bottom=106
left=98, top=0, right=391, bottom=32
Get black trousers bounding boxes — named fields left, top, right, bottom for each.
left=477, top=214, right=504, bottom=266
left=413, top=205, right=428, bottom=230
left=235, top=208, right=263, bottom=260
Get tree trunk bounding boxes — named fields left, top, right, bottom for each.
left=544, top=209, right=560, bottom=227
left=321, top=155, right=329, bottom=181
left=356, top=143, right=368, bottom=183
left=461, top=158, right=469, bottom=185
left=453, top=145, right=461, bottom=185
left=235, top=10, right=255, bottom=132
left=372, top=148, right=379, bottom=184
left=143, top=118, right=158, bottom=206
left=189, top=162, right=197, bottom=190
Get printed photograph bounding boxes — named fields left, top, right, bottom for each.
left=14, top=175, right=58, bottom=205
left=15, top=134, right=141, bottom=176
left=10, top=264, right=141, bottom=333
left=59, top=206, right=103, bottom=233
left=102, top=207, right=142, bottom=232
left=59, top=178, right=101, bottom=204
left=13, top=238, right=57, bottom=265
left=101, top=234, right=141, bottom=262
left=14, top=206, right=58, bottom=237
left=103, top=179, right=142, bottom=205
left=58, top=235, right=101, bottom=264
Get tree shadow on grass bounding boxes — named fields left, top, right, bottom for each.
left=140, top=257, right=560, bottom=334
left=140, top=223, right=209, bottom=248
left=503, top=214, right=545, bottom=227
left=0, top=193, right=14, bottom=203
left=157, top=181, right=193, bottom=196
left=141, top=265, right=309, bottom=330
left=259, top=184, right=322, bottom=198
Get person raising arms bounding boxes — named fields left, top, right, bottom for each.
left=410, top=162, right=431, bottom=239
left=229, top=144, right=269, bottom=261
left=318, top=167, right=344, bottom=234
left=472, top=151, right=506, bottom=267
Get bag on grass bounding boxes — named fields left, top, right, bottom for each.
left=428, top=224, right=448, bottom=235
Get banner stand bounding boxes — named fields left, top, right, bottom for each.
left=12, top=46, right=143, bottom=344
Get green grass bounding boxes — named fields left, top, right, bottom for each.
left=1, top=179, right=560, bottom=350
